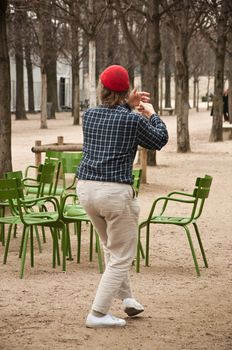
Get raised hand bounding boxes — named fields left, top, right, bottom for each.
left=127, top=88, right=150, bottom=108
left=136, top=102, right=156, bottom=119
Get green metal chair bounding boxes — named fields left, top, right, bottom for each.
left=0, top=176, right=66, bottom=278
left=136, top=175, right=213, bottom=276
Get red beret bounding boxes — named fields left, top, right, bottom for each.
left=100, top=65, right=130, bottom=92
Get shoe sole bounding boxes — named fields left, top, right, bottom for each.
left=86, top=323, right=126, bottom=328
left=124, top=307, right=144, bottom=317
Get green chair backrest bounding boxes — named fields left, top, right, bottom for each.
left=4, top=170, right=23, bottom=181
left=0, top=178, right=24, bottom=216
left=132, top=168, right=142, bottom=194
left=192, top=175, right=213, bottom=220
left=45, top=150, right=63, bottom=162
left=37, top=162, right=60, bottom=197
left=61, top=152, right=83, bottom=174
left=61, top=152, right=83, bottom=189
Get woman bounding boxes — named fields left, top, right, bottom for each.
left=77, top=65, right=169, bottom=328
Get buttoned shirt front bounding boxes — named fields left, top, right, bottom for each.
left=77, top=104, right=168, bottom=184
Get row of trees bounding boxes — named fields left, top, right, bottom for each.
left=0, top=0, right=232, bottom=176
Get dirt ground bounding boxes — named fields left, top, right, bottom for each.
left=0, top=106, right=232, bottom=350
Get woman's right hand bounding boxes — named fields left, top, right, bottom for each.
left=137, top=102, right=156, bottom=118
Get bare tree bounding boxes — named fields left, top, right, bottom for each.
left=161, top=0, right=209, bottom=152
left=114, top=0, right=162, bottom=166
left=209, top=0, right=228, bottom=141
left=0, top=0, right=12, bottom=176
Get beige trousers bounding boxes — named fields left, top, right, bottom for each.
left=76, top=180, right=140, bottom=314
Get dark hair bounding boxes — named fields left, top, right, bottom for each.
left=99, top=85, right=129, bottom=107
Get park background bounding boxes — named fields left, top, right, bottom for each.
left=0, top=1, right=232, bottom=350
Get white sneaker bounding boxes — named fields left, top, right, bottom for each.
left=86, top=313, right=126, bottom=328
left=122, top=298, right=144, bottom=317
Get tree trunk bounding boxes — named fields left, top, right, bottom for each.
left=193, top=74, right=197, bottom=108
left=89, top=39, right=97, bottom=107
left=141, top=0, right=162, bottom=166
left=72, top=63, right=80, bottom=125
left=227, top=23, right=232, bottom=124
left=175, top=33, right=191, bottom=152
left=209, top=0, right=228, bottom=141
left=88, top=0, right=96, bottom=107
left=40, top=66, right=48, bottom=129
left=196, top=77, right=199, bottom=112
left=25, top=44, right=35, bottom=113
left=206, top=73, right=211, bottom=111
left=15, top=51, right=27, bottom=119
left=160, top=63, right=163, bottom=114
left=14, top=2, right=27, bottom=120
left=70, top=1, right=81, bottom=125
left=38, top=5, right=58, bottom=121
left=0, top=0, right=12, bottom=176
left=165, top=58, right=172, bottom=108
left=46, top=58, right=58, bottom=119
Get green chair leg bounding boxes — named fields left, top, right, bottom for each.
left=51, top=228, right=56, bottom=268
left=13, top=224, right=17, bottom=238
left=20, top=226, right=30, bottom=279
left=0, top=223, right=4, bottom=246
left=55, top=229, right=61, bottom=266
left=30, top=226, right=34, bottom=268
left=19, top=226, right=27, bottom=258
left=66, top=225, right=73, bottom=261
left=3, top=224, right=13, bottom=264
left=193, top=222, right=208, bottom=268
left=136, top=229, right=141, bottom=273
left=41, top=226, right=46, bottom=243
left=145, top=224, right=150, bottom=267
left=76, top=221, right=81, bottom=263
left=61, top=226, right=66, bottom=272
left=34, top=225, right=42, bottom=253
left=184, top=225, right=200, bottom=277
left=0, top=207, right=5, bottom=246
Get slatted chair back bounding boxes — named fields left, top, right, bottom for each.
left=37, top=162, right=60, bottom=197
left=0, top=178, right=24, bottom=216
left=192, top=175, right=213, bottom=220
left=45, top=150, right=62, bottom=163
left=61, top=152, right=83, bottom=190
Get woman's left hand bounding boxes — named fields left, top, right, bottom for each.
left=127, top=88, right=150, bottom=108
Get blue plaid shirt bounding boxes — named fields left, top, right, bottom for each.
left=77, top=104, right=168, bottom=184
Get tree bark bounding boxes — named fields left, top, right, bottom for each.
left=165, top=58, right=172, bottom=108
left=175, top=33, right=191, bottom=152
left=209, top=0, right=228, bottom=141
left=89, top=39, right=97, bottom=107
left=227, top=22, right=232, bottom=124
left=0, top=0, right=12, bottom=176
left=72, top=63, right=80, bottom=125
left=70, top=1, right=81, bottom=125
left=40, top=65, right=48, bottom=129
left=88, top=0, right=97, bottom=107
left=46, top=58, right=58, bottom=119
left=25, top=44, right=35, bottom=113
left=15, top=9, right=27, bottom=120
